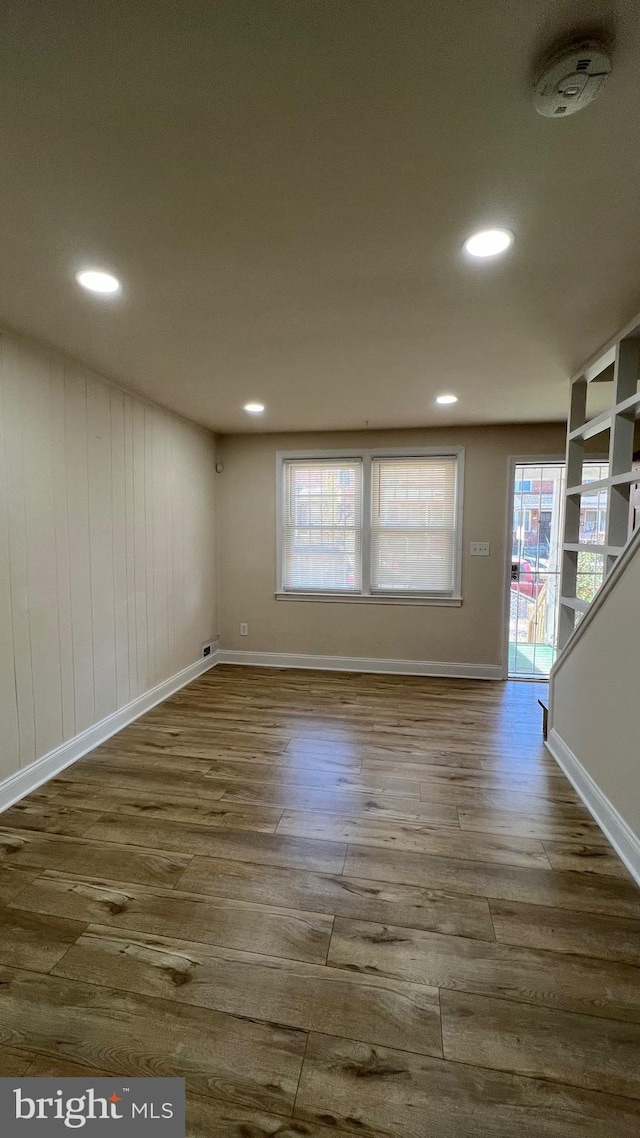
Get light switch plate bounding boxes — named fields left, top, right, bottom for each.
left=470, top=542, right=490, bottom=556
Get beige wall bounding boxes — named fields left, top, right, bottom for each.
left=0, top=330, right=217, bottom=782
left=551, top=542, right=640, bottom=839
left=217, top=424, right=565, bottom=668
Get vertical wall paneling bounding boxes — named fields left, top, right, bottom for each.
left=21, top=343, right=63, bottom=759
left=0, top=337, right=20, bottom=777
left=165, top=414, right=176, bottom=665
left=3, top=338, right=36, bottom=767
left=50, top=358, right=76, bottom=741
left=87, top=376, right=117, bottom=722
left=153, top=409, right=169, bottom=683
left=0, top=330, right=217, bottom=787
left=65, top=366, right=95, bottom=733
left=171, top=421, right=184, bottom=664
left=123, top=394, right=137, bottom=701
left=110, top=387, right=130, bottom=708
left=132, top=398, right=149, bottom=697
left=144, top=406, right=156, bottom=686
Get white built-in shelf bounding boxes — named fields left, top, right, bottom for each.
left=563, top=543, right=600, bottom=554
left=568, top=409, right=612, bottom=442
left=559, top=317, right=640, bottom=652
left=562, top=543, right=601, bottom=557
left=560, top=596, right=590, bottom=613
left=566, top=477, right=609, bottom=497
left=567, top=392, right=640, bottom=443
left=562, top=542, right=623, bottom=556
left=616, top=390, right=640, bottom=416
left=566, top=468, right=640, bottom=498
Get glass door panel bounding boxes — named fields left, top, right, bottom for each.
left=509, top=463, right=564, bottom=678
left=508, top=461, right=608, bottom=678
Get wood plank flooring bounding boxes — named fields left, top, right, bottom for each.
left=1, top=664, right=640, bottom=1137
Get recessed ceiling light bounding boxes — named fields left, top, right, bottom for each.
left=436, top=393, right=458, bottom=405
left=76, top=269, right=121, bottom=294
left=244, top=402, right=265, bottom=414
left=464, top=229, right=513, bottom=258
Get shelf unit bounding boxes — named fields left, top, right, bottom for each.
left=559, top=320, right=640, bottom=650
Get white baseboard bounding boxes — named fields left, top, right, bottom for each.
left=546, top=727, right=640, bottom=887
left=0, top=650, right=220, bottom=814
left=217, top=649, right=502, bottom=680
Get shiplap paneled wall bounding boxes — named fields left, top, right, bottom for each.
left=0, top=330, right=217, bottom=782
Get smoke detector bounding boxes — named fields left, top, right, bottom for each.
left=534, top=40, right=612, bottom=117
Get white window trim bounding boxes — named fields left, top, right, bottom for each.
left=275, top=446, right=464, bottom=605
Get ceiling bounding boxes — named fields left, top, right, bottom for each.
left=1, top=0, right=639, bottom=434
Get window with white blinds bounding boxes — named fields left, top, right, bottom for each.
left=371, top=456, right=458, bottom=594
left=282, top=459, right=363, bottom=592
left=279, top=450, right=463, bottom=600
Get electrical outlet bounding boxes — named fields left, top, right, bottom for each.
left=470, top=541, right=490, bottom=556
left=240, top=622, right=248, bottom=636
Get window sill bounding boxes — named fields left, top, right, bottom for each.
left=275, top=592, right=463, bottom=607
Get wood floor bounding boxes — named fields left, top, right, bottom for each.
left=1, top=664, right=640, bottom=1136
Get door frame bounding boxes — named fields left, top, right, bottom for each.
left=502, top=455, right=565, bottom=680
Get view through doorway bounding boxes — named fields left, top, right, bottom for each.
left=508, top=460, right=609, bottom=678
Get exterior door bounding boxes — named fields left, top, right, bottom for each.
left=509, top=462, right=565, bottom=678
left=508, top=460, right=609, bottom=678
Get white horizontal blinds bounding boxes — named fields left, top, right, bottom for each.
left=370, top=456, right=458, bottom=594
left=283, top=459, right=362, bottom=592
